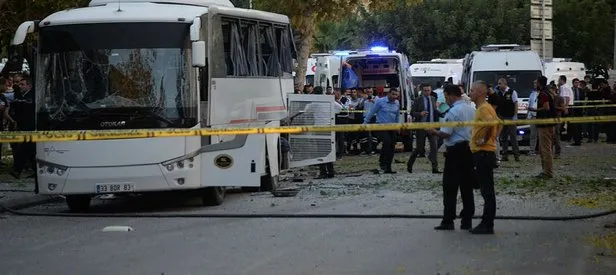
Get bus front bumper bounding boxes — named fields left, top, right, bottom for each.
left=36, top=162, right=200, bottom=195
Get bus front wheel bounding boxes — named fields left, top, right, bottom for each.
left=201, top=187, right=225, bottom=206
left=66, top=195, right=91, bottom=212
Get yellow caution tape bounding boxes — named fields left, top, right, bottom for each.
left=0, top=115, right=614, bottom=143
left=576, top=100, right=610, bottom=103
left=571, top=104, right=616, bottom=109
left=338, top=104, right=616, bottom=113
left=343, top=109, right=408, bottom=113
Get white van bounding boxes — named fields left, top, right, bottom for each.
left=314, top=53, right=347, bottom=89
left=462, top=44, right=544, bottom=146
left=544, top=58, right=586, bottom=85
left=305, top=53, right=331, bottom=86
left=306, top=57, right=317, bottom=86
left=410, top=59, right=463, bottom=96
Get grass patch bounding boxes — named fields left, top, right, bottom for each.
left=496, top=176, right=614, bottom=196
left=589, top=232, right=616, bottom=256
left=567, top=191, right=616, bottom=210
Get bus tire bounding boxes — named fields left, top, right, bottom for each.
left=66, top=195, right=91, bottom=212
left=201, top=187, right=225, bottom=206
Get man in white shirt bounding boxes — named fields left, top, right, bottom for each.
left=558, top=75, right=579, bottom=145
left=558, top=75, right=574, bottom=106
left=527, top=80, right=539, bottom=154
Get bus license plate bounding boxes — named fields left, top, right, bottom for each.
left=96, top=183, right=134, bottom=194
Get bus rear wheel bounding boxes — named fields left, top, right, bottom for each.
left=66, top=195, right=91, bottom=212
left=201, top=187, right=225, bottom=206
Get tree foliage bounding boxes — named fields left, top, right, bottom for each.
left=316, top=0, right=615, bottom=69
left=0, top=0, right=89, bottom=56
left=1, top=0, right=614, bottom=82
left=254, top=0, right=421, bottom=86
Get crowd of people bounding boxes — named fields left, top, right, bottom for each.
left=295, top=72, right=616, bottom=234
left=0, top=73, right=36, bottom=185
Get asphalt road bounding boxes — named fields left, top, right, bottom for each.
left=1, top=190, right=615, bottom=275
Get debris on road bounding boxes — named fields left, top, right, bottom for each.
left=102, top=226, right=134, bottom=232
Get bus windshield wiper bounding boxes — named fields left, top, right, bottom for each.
left=130, top=108, right=175, bottom=127
left=68, top=107, right=176, bottom=127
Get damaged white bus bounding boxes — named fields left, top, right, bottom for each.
left=10, top=0, right=336, bottom=211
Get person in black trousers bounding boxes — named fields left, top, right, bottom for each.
left=10, top=76, right=36, bottom=182
left=363, top=89, right=401, bottom=174
left=427, top=84, right=476, bottom=231
left=311, top=87, right=336, bottom=179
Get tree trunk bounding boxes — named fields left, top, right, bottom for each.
left=293, top=16, right=316, bottom=88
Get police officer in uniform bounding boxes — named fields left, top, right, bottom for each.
left=427, top=84, right=476, bottom=230
left=495, top=78, right=520, bottom=161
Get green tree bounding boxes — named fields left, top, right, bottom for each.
left=230, top=0, right=251, bottom=9
left=356, top=0, right=530, bottom=62
left=254, top=0, right=422, bottom=87
left=0, top=0, right=89, bottom=56
left=314, top=15, right=364, bottom=53
left=553, top=0, right=614, bottom=68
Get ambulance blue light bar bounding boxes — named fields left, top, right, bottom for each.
left=371, top=46, right=389, bottom=52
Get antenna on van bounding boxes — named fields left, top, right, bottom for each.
left=117, top=0, right=122, bottom=11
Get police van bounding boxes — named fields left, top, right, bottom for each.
left=462, top=44, right=544, bottom=147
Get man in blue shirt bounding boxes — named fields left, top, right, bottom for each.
left=364, top=88, right=400, bottom=174
left=427, top=84, right=476, bottom=231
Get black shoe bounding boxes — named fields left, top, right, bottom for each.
left=434, top=223, right=455, bottom=231
left=407, top=166, right=413, bottom=173
left=461, top=220, right=473, bottom=230
left=470, top=224, right=494, bottom=234
left=535, top=173, right=553, bottom=180
left=383, top=170, right=397, bottom=174
left=432, top=169, right=441, bottom=174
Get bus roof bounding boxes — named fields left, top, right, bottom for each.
left=41, top=1, right=288, bottom=26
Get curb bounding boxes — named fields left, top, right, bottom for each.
left=0, top=194, right=63, bottom=213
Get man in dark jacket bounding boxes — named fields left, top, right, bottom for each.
left=495, top=78, right=520, bottom=161
left=407, top=83, right=440, bottom=174
left=10, top=76, right=36, bottom=180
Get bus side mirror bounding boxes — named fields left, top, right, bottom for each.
left=13, top=21, right=37, bottom=45
left=192, top=41, right=206, bottom=67
left=190, top=17, right=201, bottom=41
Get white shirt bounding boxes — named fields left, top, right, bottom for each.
left=528, top=90, right=538, bottom=118
left=333, top=100, right=345, bottom=114
left=559, top=83, right=574, bottom=106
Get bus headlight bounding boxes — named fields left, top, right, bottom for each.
left=161, top=152, right=198, bottom=171
left=38, top=160, right=68, bottom=176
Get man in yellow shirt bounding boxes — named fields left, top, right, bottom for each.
left=469, top=80, right=501, bottom=235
